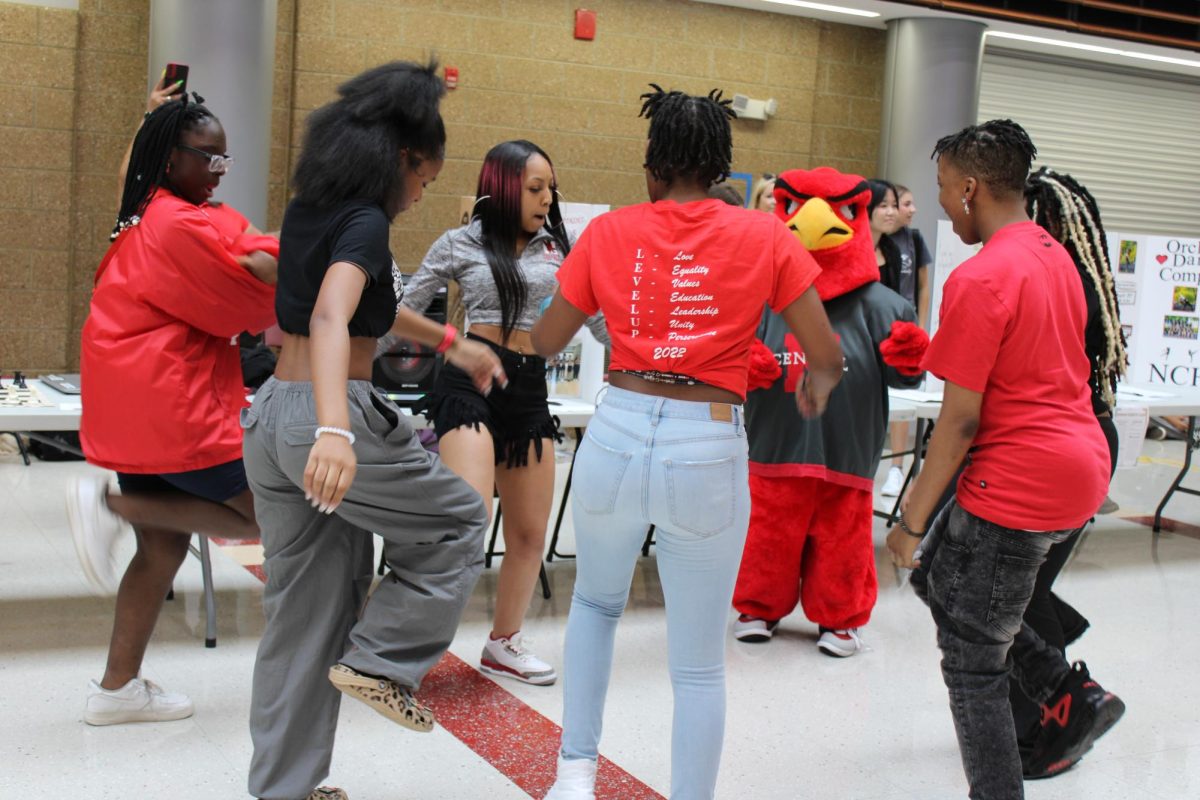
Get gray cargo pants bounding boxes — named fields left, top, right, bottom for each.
left=243, top=379, right=487, bottom=800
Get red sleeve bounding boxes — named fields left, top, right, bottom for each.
left=556, top=220, right=600, bottom=316
left=768, top=219, right=821, bottom=312
left=205, top=202, right=250, bottom=242
left=921, top=272, right=1009, bottom=392
left=137, top=208, right=277, bottom=337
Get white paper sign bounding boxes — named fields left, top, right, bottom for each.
left=926, top=220, right=984, bottom=394
left=1113, top=404, right=1149, bottom=470
left=1110, top=232, right=1200, bottom=399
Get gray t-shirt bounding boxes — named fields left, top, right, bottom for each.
left=883, top=226, right=931, bottom=308
left=402, top=219, right=607, bottom=343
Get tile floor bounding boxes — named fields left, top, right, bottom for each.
left=2, top=436, right=1199, bottom=799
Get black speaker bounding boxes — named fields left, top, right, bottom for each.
left=373, top=279, right=446, bottom=402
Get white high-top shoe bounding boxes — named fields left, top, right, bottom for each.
left=545, top=755, right=597, bottom=800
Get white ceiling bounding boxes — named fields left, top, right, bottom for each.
left=696, top=0, right=1200, bottom=78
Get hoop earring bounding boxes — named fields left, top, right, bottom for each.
left=961, top=197, right=970, bottom=216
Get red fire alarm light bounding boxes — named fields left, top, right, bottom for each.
left=444, top=65, right=459, bottom=89
left=574, top=8, right=596, bottom=40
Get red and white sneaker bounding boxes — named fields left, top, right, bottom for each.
left=733, top=615, right=780, bottom=643
left=480, top=632, right=557, bottom=685
left=817, top=627, right=863, bottom=657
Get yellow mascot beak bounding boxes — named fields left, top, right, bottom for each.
left=785, top=198, right=853, bottom=251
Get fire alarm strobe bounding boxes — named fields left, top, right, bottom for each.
left=444, top=66, right=459, bottom=89
left=574, top=8, right=596, bottom=40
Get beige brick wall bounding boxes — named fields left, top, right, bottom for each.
left=0, top=2, right=79, bottom=374
left=279, top=0, right=886, bottom=272
left=0, top=0, right=884, bottom=372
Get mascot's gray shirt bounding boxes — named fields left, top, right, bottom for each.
left=747, top=282, right=921, bottom=490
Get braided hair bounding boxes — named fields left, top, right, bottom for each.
left=639, top=84, right=735, bottom=187
left=1026, top=167, right=1127, bottom=406
left=931, top=119, right=1037, bottom=198
left=112, top=94, right=215, bottom=240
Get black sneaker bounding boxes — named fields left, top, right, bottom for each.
left=1023, top=661, right=1125, bottom=779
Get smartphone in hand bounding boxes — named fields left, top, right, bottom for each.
left=164, top=62, right=188, bottom=95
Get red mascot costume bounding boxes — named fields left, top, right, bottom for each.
left=733, top=167, right=928, bottom=656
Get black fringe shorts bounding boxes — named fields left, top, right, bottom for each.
left=417, top=333, right=562, bottom=468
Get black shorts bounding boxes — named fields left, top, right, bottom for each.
left=418, top=333, right=562, bottom=468
left=115, top=458, right=249, bottom=503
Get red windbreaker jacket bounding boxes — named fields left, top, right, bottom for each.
left=80, top=190, right=277, bottom=473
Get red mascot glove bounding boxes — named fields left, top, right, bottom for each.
left=747, top=338, right=782, bottom=390
left=879, top=320, right=929, bottom=377
left=230, top=233, right=280, bottom=260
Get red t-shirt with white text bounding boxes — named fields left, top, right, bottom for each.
left=921, top=221, right=1108, bottom=531
left=556, top=199, right=820, bottom=399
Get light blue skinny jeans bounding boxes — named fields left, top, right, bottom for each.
left=558, top=387, right=751, bottom=800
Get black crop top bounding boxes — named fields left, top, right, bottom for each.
left=276, top=199, right=397, bottom=337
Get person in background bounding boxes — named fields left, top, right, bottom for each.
left=1014, top=165, right=1127, bottom=778
left=242, top=61, right=506, bottom=800
left=69, top=93, right=277, bottom=726
left=879, top=183, right=932, bottom=497
left=534, top=84, right=842, bottom=800
left=707, top=180, right=744, bottom=206
left=887, top=120, right=1123, bottom=799
left=390, top=139, right=607, bottom=686
left=750, top=173, right=776, bottom=213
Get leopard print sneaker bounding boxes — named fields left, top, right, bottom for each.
left=307, top=788, right=348, bottom=800
left=328, top=664, right=435, bottom=733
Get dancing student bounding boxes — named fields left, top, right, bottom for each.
left=750, top=173, right=776, bottom=212
left=1011, top=165, right=1127, bottom=778
left=880, top=183, right=932, bottom=496
left=533, top=85, right=842, bottom=800
left=390, top=139, right=608, bottom=686
left=69, top=93, right=277, bottom=726
left=886, top=120, right=1122, bottom=800
left=243, top=61, right=504, bottom=800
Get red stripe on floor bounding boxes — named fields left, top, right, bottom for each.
left=1122, top=515, right=1200, bottom=541
left=422, top=654, right=665, bottom=799
left=225, top=548, right=664, bottom=800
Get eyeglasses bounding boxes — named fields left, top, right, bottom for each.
left=176, top=144, right=234, bottom=174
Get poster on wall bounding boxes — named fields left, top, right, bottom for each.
left=1109, top=232, right=1200, bottom=398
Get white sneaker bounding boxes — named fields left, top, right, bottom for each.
left=84, top=677, right=194, bottom=725
left=880, top=466, right=904, bottom=497
left=817, top=627, right=863, bottom=658
left=545, top=755, right=597, bottom=800
left=733, top=615, right=780, bottom=643
left=480, top=632, right=557, bottom=685
left=66, top=476, right=127, bottom=595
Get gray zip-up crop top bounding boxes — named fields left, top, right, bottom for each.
left=402, top=219, right=608, bottom=343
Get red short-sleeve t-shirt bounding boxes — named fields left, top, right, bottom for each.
left=556, top=199, right=820, bottom=399
left=921, top=221, right=1109, bottom=531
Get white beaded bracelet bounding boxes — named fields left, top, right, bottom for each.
left=315, top=426, right=356, bottom=445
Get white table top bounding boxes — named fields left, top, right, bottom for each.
left=0, top=380, right=82, bottom=431
left=0, top=380, right=597, bottom=434
left=887, top=385, right=1200, bottom=420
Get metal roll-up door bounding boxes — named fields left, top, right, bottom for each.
left=978, top=49, right=1200, bottom=237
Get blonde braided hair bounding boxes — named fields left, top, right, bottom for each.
left=1026, top=167, right=1127, bottom=407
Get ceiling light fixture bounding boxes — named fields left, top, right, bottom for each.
left=761, top=0, right=880, bottom=18
left=986, top=31, right=1200, bottom=69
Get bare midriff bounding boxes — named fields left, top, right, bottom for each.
left=273, top=333, right=377, bottom=382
